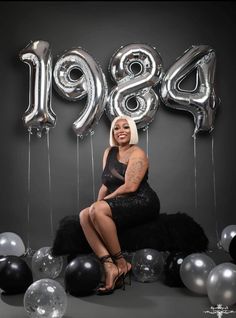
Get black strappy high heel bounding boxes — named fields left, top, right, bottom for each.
left=96, top=254, right=124, bottom=295
left=112, top=251, right=132, bottom=289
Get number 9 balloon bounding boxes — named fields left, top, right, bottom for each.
left=19, top=40, right=56, bottom=138
left=160, top=45, right=218, bottom=136
left=53, top=47, right=108, bottom=138
left=106, top=43, right=163, bottom=130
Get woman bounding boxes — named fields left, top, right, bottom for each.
left=79, top=115, right=160, bottom=294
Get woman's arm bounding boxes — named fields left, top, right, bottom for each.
left=104, top=147, right=148, bottom=200
left=97, top=184, right=108, bottom=200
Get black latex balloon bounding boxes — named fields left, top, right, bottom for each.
left=65, top=254, right=102, bottom=296
left=164, top=251, right=190, bottom=287
left=229, top=236, right=236, bottom=263
left=0, top=255, right=33, bottom=294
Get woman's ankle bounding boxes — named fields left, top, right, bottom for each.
left=115, top=258, right=128, bottom=273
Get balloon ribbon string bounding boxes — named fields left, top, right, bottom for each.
left=193, top=134, right=198, bottom=211
left=211, top=134, right=220, bottom=243
left=46, top=129, right=54, bottom=244
left=90, top=132, right=96, bottom=202
left=146, top=127, right=149, bottom=158
left=27, top=129, right=31, bottom=253
left=77, top=135, right=80, bottom=212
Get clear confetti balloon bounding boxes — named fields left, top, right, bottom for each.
left=24, top=278, right=67, bottom=318
left=32, top=247, right=63, bottom=280
left=132, top=249, right=164, bottom=282
left=0, top=232, right=26, bottom=256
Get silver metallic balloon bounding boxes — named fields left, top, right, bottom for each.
left=19, top=40, right=56, bottom=138
left=106, top=43, right=163, bottom=129
left=207, top=262, right=236, bottom=306
left=219, top=225, right=236, bottom=252
left=132, top=248, right=164, bottom=282
left=160, top=45, right=218, bottom=136
left=180, top=253, right=216, bottom=295
left=53, top=47, right=108, bottom=137
left=32, top=247, right=63, bottom=280
left=0, top=232, right=26, bottom=257
left=24, top=278, right=67, bottom=318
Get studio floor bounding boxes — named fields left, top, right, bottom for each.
left=0, top=248, right=235, bottom=318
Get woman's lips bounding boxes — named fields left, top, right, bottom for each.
left=118, top=134, right=126, bottom=138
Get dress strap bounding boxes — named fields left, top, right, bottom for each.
left=107, top=147, right=118, bottom=163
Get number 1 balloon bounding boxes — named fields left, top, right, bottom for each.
left=106, top=43, right=163, bottom=130
left=19, top=40, right=56, bottom=137
left=53, top=47, right=108, bottom=138
left=160, top=45, right=218, bottom=136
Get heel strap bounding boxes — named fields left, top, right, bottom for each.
left=112, top=251, right=124, bottom=261
left=99, top=254, right=113, bottom=264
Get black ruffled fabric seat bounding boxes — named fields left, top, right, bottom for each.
left=51, top=212, right=209, bottom=257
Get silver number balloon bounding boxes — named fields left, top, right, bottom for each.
left=19, top=40, right=56, bottom=137
left=179, top=253, right=216, bottom=295
left=160, top=45, right=218, bottom=136
left=207, top=263, right=236, bottom=306
left=106, top=43, right=163, bottom=129
left=53, top=47, right=108, bottom=137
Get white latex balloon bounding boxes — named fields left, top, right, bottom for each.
left=0, top=232, right=26, bottom=256
left=207, top=263, right=236, bottom=306
left=220, top=225, right=236, bottom=252
left=180, top=253, right=216, bottom=295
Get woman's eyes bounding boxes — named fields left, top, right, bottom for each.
left=114, top=125, right=130, bottom=130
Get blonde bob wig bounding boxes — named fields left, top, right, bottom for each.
left=109, top=115, right=139, bottom=146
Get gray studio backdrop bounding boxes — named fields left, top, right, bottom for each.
left=0, top=1, right=235, bottom=250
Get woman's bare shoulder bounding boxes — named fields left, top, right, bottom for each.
left=103, top=146, right=112, bottom=161
left=104, top=146, right=111, bottom=154
left=130, top=145, right=147, bottom=158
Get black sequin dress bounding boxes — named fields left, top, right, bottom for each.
left=102, top=146, right=160, bottom=231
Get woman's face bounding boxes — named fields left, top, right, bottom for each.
left=113, top=119, right=131, bottom=146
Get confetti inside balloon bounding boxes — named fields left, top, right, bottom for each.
left=24, top=278, right=67, bottom=318
left=132, top=249, right=164, bottom=283
left=32, top=247, right=63, bottom=279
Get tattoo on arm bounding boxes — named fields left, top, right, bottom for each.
left=126, top=158, right=146, bottom=185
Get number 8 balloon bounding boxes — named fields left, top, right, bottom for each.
left=106, top=43, right=163, bottom=129
left=53, top=47, right=108, bottom=138
left=19, top=40, right=56, bottom=137
left=160, top=45, right=218, bottom=136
